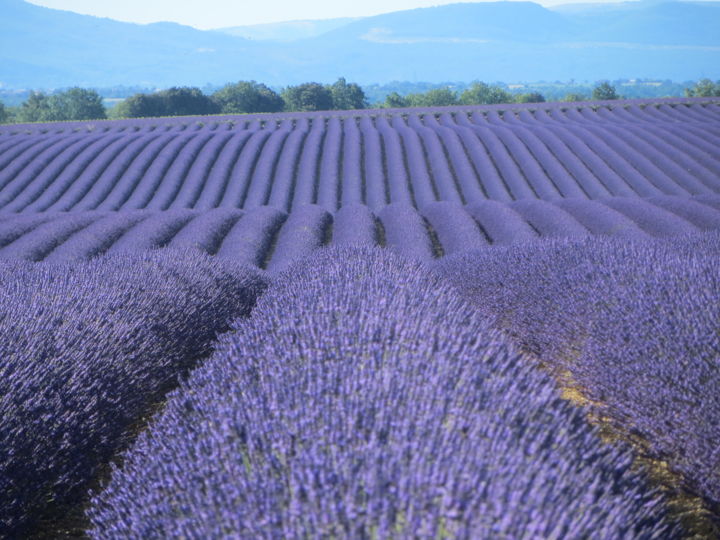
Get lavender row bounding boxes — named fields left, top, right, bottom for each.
left=434, top=232, right=720, bottom=529
left=87, top=246, right=680, bottom=538
left=0, top=249, right=267, bottom=536
left=0, top=195, right=718, bottom=266
left=1, top=105, right=719, bottom=213
left=2, top=97, right=718, bottom=137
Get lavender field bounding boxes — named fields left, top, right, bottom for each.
left=1, top=98, right=719, bottom=538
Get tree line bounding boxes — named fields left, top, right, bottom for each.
left=1, top=78, right=717, bottom=124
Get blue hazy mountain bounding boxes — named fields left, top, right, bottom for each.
left=216, top=18, right=362, bottom=42
left=1, top=0, right=719, bottom=88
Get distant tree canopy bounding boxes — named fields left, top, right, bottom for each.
left=328, top=77, right=368, bottom=110
left=115, top=87, right=219, bottom=118
left=211, top=81, right=284, bottom=114
left=515, top=92, right=545, bottom=104
left=51, top=87, right=106, bottom=120
left=459, top=82, right=514, bottom=105
left=592, top=81, right=619, bottom=101
left=17, top=88, right=106, bottom=123
left=383, top=92, right=408, bottom=108
left=406, top=88, right=458, bottom=107
left=0, top=102, right=8, bottom=124
left=18, top=91, right=54, bottom=123
left=281, top=82, right=334, bottom=112
left=563, top=92, right=588, bottom=102
left=684, top=78, right=720, bottom=97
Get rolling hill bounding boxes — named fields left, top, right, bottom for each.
left=1, top=0, right=719, bottom=93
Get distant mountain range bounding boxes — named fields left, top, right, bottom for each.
left=1, top=0, right=719, bottom=89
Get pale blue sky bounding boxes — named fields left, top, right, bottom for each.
left=26, top=0, right=632, bottom=29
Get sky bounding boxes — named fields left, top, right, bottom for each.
left=25, top=0, right=632, bottom=29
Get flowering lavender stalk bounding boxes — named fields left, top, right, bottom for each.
left=217, top=130, right=273, bottom=208
left=423, top=114, right=487, bottom=205
left=435, top=232, right=720, bottom=526
left=167, top=208, right=244, bottom=254
left=104, top=208, right=196, bottom=252
left=266, top=204, right=332, bottom=273
left=243, top=127, right=293, bottom=210
left=0, top=134, right=88, bottom=209
left=17, top=134, right=126, bottom=213
left=44, top=210, right=150, bottom=262
left=166, top=132, right=235, bottom=209
left=191, top=131, right=254, bottom=210
left=341, top=117, right=364, bottom=206
left=316, top=117, right=343, bottom=212
left=45, top=135, right=144, bottom=212
left=0, top=212, right=98, bottom=261
left=375, top=116, right=413, bottom=206
left=378, top=203, right=435, bottom=261
left=119, top=133, right=197, bottom=209
left=267, top=127, right=308, bottom=212
left=94, top=134, right=176, bottom=211
left=290, top=117, right=324, bottom=208
left=332, top=203, right=378, bottom=247
left=420, top=201, right=488, bottom=255
left=87, top=246, right=679, bottom=539
left=358, top=116, right=387, bottom=210
left=215, top=205, right=287, bottom=268
left=509, top=199, right=589, bottom=239
left=0, top=249, right=267, bottom=537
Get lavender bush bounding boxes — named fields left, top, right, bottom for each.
left=88, top=246, right=679, bottom=539
left=435, top=232, right=720, bottom=526
left=0, top=249, right=267, bottom=536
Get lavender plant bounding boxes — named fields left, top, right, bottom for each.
left=435, top=231, right=720, bottom=523
left=0, top=249, right=267, bottom=536
left=88, top=246, right=679, bottom=539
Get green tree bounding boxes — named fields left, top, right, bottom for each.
left=211, top=81, right=284, bottom=113
left=114, top=87, right=219, bottom=118
left=327, top=77, right=368, bottom=110
left=0, top=102, right=8, bottom=124
left=48, top=87, right=106, bottom=120
left=515, top=92, right=545, bottom=103
left=563, top=93, right=587, bottom=102
left=281, top=83, right=333, bottom=112
left=419, top=88, right=458, bottom=107
left=459, top=82, right=513, bottom=105
left=18, top=91, right=53, bottom=123
left=158, top=87, right=219, bottom=116
left=592, top=81, right=619, bottom=101
left=684, top=78, right=720, bottom=97
left=383, top=92, right=408, bottom=108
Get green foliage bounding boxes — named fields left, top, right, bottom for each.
left=459, top=82, right=513, bottom=105
left=17, top=88, right=106, bottom=123
left=515, top=92, right=545, bottom=103
left=406, top=87, right=458, bottom=107
left=0, top=102, right=9, bottom=124
left=281, top=82, right=333, bottom=112
left=592, top=81, right=619, bottom=101
left=49, top=87, right=106, bottom=121
left=383, top=92, right=408, bottom=108
left=327, top=77, right=367, bottom=110
left=563, top=93, right=588, bottom=102
left=684, top=78, right=720, bottom=97
left=211, top=81, right=284, bottom=114
left=17, top=91, right=54, bottom=123
left=115, top=87, right=219, bottom=118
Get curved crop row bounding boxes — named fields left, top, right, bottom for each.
left=0, top=195, right=716, bottom=266
left=0, top=250, right=267, bottom=537
left=434, top=232, right=720, bottom=532
left=1, top=100, right=718, bottom=214
left=2, top=98, right=718, bottom=138
left=87, top=246, right=680, bottom=539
